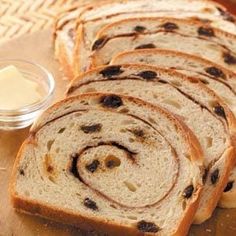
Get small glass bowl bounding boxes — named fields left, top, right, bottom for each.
left=0, top=60, right=55, bottom=130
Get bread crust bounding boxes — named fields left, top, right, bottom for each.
left=54, top=34, right=75, bottom=79
left=53, top=2, right=91, bottom=79
left=10, top=93, right=204, bottom=236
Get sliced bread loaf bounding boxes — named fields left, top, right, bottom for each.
left=111, top=49, right=236, bottom=208
left=90, top=17, right=236, bottom=72
left=11, top=93, right=204, bottom=236
left=73, top=0, right=236, bottom=73
left=67, top=64, right=236, bottom=224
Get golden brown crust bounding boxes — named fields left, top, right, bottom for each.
left=12, top=187, right=202, bottom=236
left=72, top=24, right=85, bottom=77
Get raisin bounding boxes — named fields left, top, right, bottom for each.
left=213, top=106, right=226, bottom=119
left=223, top=53, right=236, bottom=65
left=70, top=153, right=80, bottom=178
left=135, top=43, right=156, bottom=49
left=134, top=25, right=146, bottom=33
left=211, top=169, right=219, bottom=185
left=198, top=27, right=215, bottom=37
left=224, top=181, right=234, bottom=192
left=19, top=169, right=25, bottom=176
left=132, top=129, right=145, bottom=137
left=217, top=7, right=235, bottom=22
left=106, top=160, right=116, bottom=169
left=47, top=165, right=53, bottom=173
left=137, top=220, right=159, bottom=233
left=99, top=66, right=123, bottom=77
left=161, top=22, right=178, bottom=31
left=205, top=67, right=225, bottom=79
left=100, top=95, right=123, bottom=108
left=81, top=124, right=102, bottom=134
left=86, top=160, right=100, bottom=173
left=202, top=168, right=208, bottom=184
left=183, top=185, right=194, bottom=199
left=137, top=71, right=157, bottom=80
left=84, top=198, right=98, bottom=211
left=92, top=37, right=107, bottom=50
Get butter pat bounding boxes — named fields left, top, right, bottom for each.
left=0, top=65, right=43, bottom=110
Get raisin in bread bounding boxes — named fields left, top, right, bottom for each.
left=72, top=0, right=236, bottom=73
left=67, top=64, right=236, bottom=224
left=11, top=93, right=204, bottom=236
left=90, top=17, right=236, bottom=72
left=111, top=48, right=236, bottom=208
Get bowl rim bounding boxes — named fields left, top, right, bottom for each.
left=0, top=59, right=55, bottom=116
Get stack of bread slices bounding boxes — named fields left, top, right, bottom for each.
left=11, top=0, right=236, bottom=235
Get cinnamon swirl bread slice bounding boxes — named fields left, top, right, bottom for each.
left=67, top=65, right=236, bottom=224
left=90, top=17, right=236, bottom=72
left=73, top=0, right=236, bottom=73
left=111, top=49, right=236, bottom=208
left=11, top=93, right=204, bottom=236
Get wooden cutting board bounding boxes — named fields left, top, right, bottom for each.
left=1, top=23, right=236, bottom=236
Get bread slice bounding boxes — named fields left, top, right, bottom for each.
left=67, top=64, right=236, bottom=224
left=90, top=17, right=236, bottom=72
left=111, top=49, right=236, bottom=208
left=11, top=93, right=204, bottom=236
left=73, top=0, right=236, bottom=73
left=111, top=49, right=236, bottom=119
left=53, top=3, right=88, bottom=78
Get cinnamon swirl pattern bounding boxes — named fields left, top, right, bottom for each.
left=11, top=94, right=203, bottom=235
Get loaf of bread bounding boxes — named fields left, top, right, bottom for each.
left=53, top=0, right=236, bottom=76
left=90, top=17, right=236, bottom=73
left=111, top=48, right=236, bottom=208
left=11, top=93, right=204, bottom=236
left=67, top=64, right=236, bottom=224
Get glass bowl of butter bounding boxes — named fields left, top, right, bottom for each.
left=0, top=60, right=55, bottom=130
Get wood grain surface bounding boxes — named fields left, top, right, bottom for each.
left=1, top=1, right=236, bottom=235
